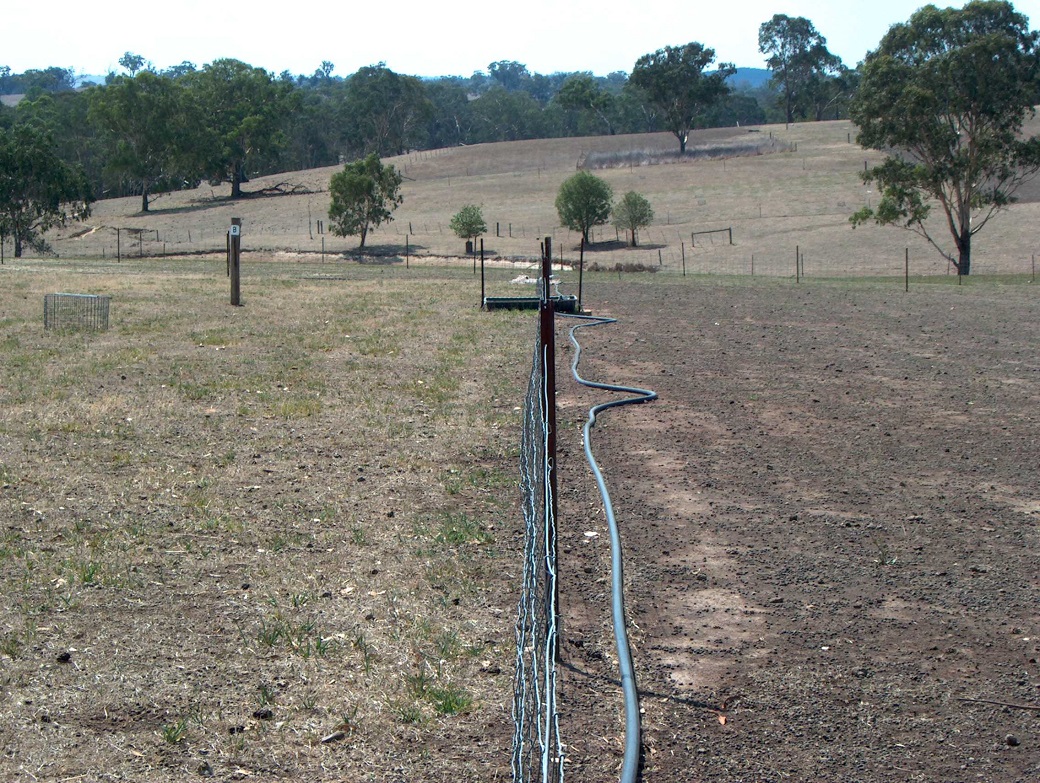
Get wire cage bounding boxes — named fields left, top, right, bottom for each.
left=43, top=293, right=111, bottom=331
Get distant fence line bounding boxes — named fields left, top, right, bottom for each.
left=33, top=197, right=887, bottom=263
left=18, top=220, right=1038, bottom=282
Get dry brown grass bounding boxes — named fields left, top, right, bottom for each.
left=5, top=119, right=1040, bottom=780
left=0, top=261, right=530, bottom=781
left=32, top=119, right=1040, bottom=279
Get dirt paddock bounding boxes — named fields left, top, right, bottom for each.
left=554, top=275, right=1039, bottom=782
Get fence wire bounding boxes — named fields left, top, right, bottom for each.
left=513, top=337, right=564, bottom=783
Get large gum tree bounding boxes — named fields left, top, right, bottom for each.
left=185, top=60, right=299, bottom=198
left=629, top=42, right=733, bottom=154
left=850, top=0, right=1040, bottom=276
left=758, top=14, right=843, bottom=124
left=89, top=71, right=193, bottom=212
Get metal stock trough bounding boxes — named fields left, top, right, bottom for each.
left=484, top=294, right=579, bottom=313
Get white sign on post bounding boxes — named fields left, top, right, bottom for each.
left=230, top=225, right=241, bottom=237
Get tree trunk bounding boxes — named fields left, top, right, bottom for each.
left=678, top=132, right=688, bottom=154
left=958, top=229, right=972, bottom=276
left=359, top=224, right=368, bottom=249
left=14, top=234, right=22, bottom=258
left=141, top=188, right=149, bottom=213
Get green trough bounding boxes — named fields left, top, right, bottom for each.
left=484, top=295, right=579, bottom=313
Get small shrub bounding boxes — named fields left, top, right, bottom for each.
left=161, top=718, right=189, bottom=744
left=427, top=684, right=472, bottom=716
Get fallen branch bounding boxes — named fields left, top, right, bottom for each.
left=957, top=697, right=1040, bottom=711
left=251, top=182, right=315, bottom=196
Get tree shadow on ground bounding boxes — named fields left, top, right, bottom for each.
left=568, top=239, right=666, bottom=252
left=144, top=200, right=229, bottom=217
left=145, top=184, right=316, bottom=216
left=338, top=242, right=426, bottom=265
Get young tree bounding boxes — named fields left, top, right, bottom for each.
left=612, top=192, right=654, bottom=246
left=849, top=0, right=1040, bottom=276
left=449, top=204, right=486, bottom=252
left=555, top=171, right=612, bottom=244
left=0, top=124, right=92, bottom=257
left=758, top=15, right=842, bottom=124
left=629, top=43, right=734, bottom=154
left=328, top=153, right=403, bottom=249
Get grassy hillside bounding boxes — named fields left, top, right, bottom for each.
left=34, top=120, right=1040, bottom=279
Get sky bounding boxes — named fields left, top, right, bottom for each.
left=7, top=0, right=1040, bottom=80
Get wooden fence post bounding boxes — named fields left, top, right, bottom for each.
left=230, top=218, right=242, bottom=306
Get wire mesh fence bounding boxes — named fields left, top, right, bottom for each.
left=512, top=298, right=564, bottom=783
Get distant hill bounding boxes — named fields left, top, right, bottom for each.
left=729, top=67, right=772, bottom=90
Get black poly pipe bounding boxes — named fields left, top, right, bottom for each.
left=563, top=313, right=657, bottom=783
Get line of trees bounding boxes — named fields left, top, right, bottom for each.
left=0, top=21, right=856, bottom=213
left=6, top=4, right=1034, bottom=274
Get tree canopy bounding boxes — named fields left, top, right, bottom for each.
left=118, top=52, right=148, bottom=77
left=849, top=0, right=1040, bottom=275
left=556, top=74, right=616, bottom=135
left=612, top=192, right=654, bottom=247
left=629, top=42, right=734, bottom=153
left=185, top=59, right=299, bottom=198
left=328, top=154, right=403, bottom=249
left=89, top=72, right=194, bottom=212
left=555, top=171, right=613, bottom=244
left=0, top=124, right=92, bottom=257
left=449, top=204, right=487, bottom=251
left=758, top=15, right=843, bottom=124
left=342, top=64, right=432, bottom=157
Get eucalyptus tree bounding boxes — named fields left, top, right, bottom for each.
left=629, top=43, right=733, bottom=154
left=758, top=15, right=842, bottom=124
left=185, top=59, right=299, bottom=198
left=89, top=71, right=194, bottom=211
left=555, top=171, right=612, bottom=244
left=328, top=153, right=403, bottom=249
left=0, top=124, right=92, bottom=256
left=850, top=0, right=1040, bottom=275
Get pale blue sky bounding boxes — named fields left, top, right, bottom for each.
left=8, top=0, right=1040, bottom=79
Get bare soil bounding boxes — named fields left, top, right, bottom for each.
left=554, top=276, right=1040, bottom=782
